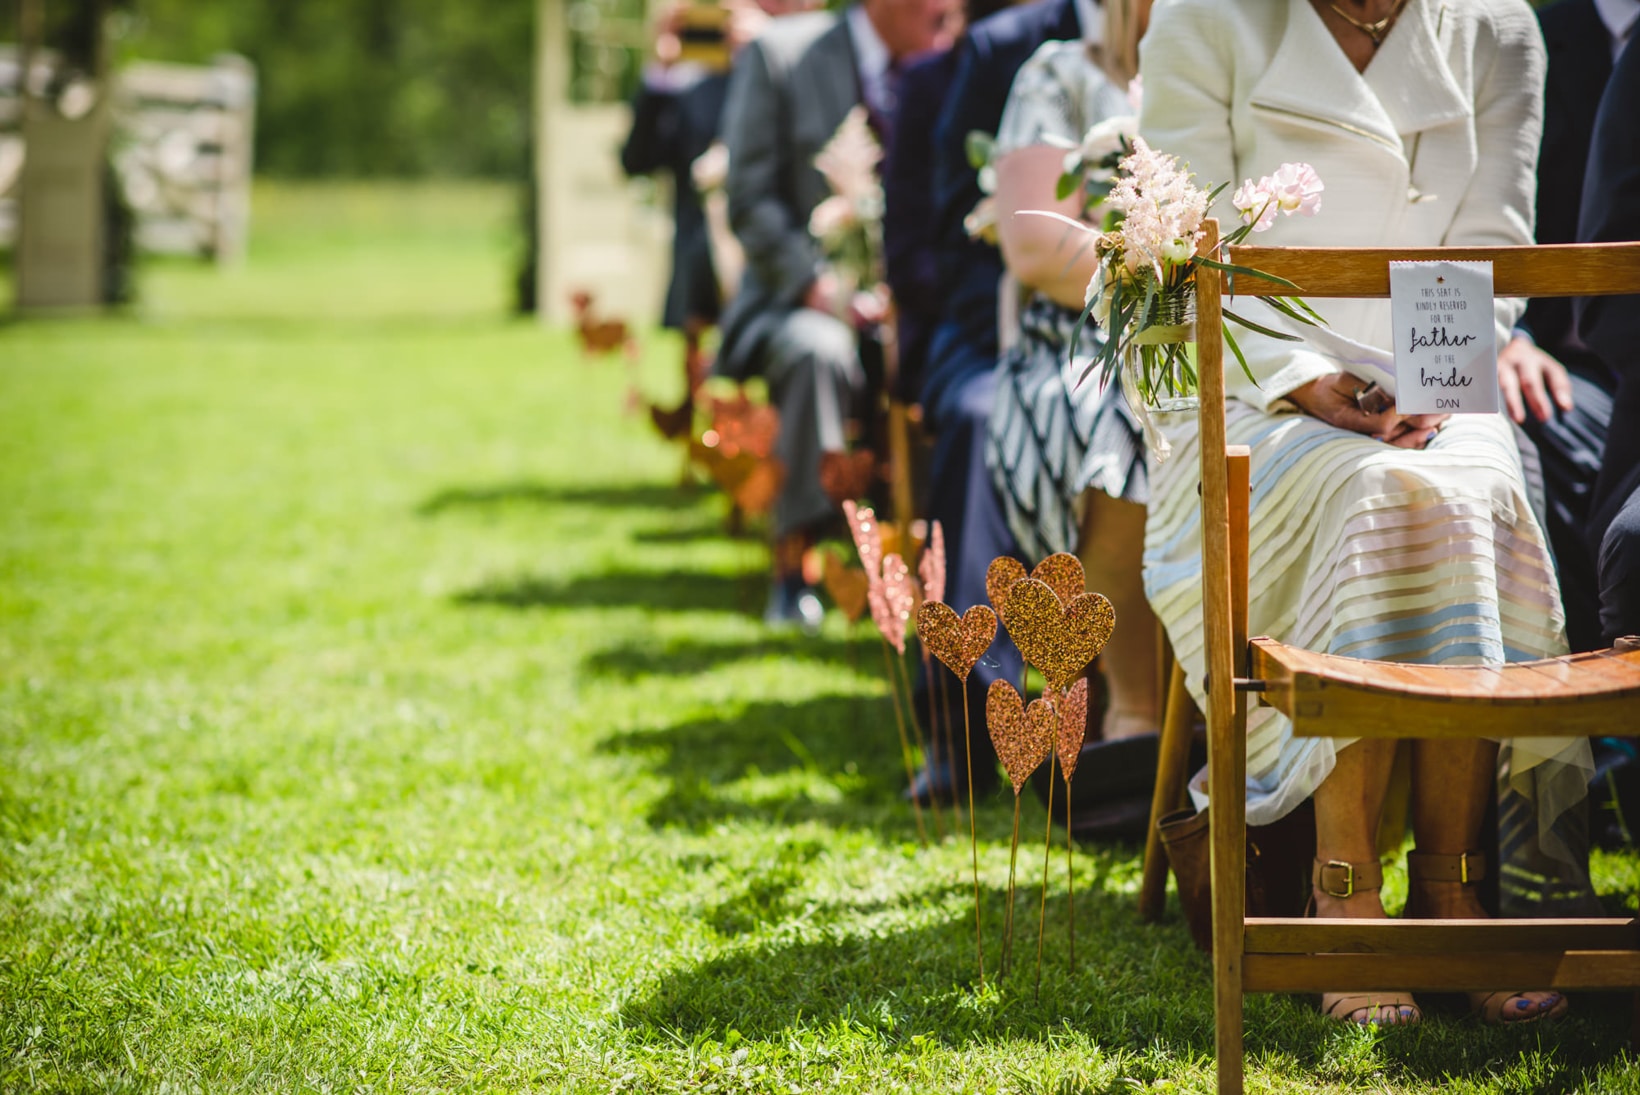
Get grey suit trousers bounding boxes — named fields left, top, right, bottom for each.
left=762, top=308, right=866, bottom=539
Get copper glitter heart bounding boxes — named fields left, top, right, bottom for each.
left=985, top=556, right=1027, bottom=616
left=1030, top=552, right=1086, bottom=606
left=916, top=601, right=996, bottom=681
left=1000, top=580, right=1116, bottom=692
left=986, top=680, right=1057, bottom=793
left=878, top=553, right=916, bottom=655
left=918, top=520, right=946, bottom=606
left=820, top=448, right=878, bottom=506
left=1055, top=677, right=1090, bottom=780
left=822, top=552, right=870, bottom=624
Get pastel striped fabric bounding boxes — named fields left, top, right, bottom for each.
left=1145, top=403, right=1593, bottom=830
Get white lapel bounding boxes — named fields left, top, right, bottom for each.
left=1249, top=0, right=1403, bottom=155
left=1364, top=0, right=1473, bottom=137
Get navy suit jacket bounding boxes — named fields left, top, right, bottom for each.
left=1577, top=35, right=1640, bottom=541
left=1523, top=0, right=1615, bottom=369
left=884, top=47, right=959, bottom=399
left=922, top=0, right=1081, bottom=410
left=620, top=72, right=731, bottom=329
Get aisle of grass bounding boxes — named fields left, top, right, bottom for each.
left=2, top=182, right=1638, bottom=1094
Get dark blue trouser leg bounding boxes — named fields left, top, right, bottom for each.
left=910, top=328, right=1026, bottom=793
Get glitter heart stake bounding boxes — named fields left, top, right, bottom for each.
left=879, top=555, right=915, bottom=656
left=1030, top=552, right=1086, bottom=606
left=987, top=680, right=1056, bottom=976
left=882, top=554, right=941, bottom=840
left=843, top=500, right=884, bottom=591
left=918, top=599, right=998, bottom=983
left=916, top=602, right=996, bottom=681
left=913, top=526, right=950, bottom=834
left=1054, top=676, right=1090, bottom=970
left=822, top=551, right=869, bottom=624
left=1056, top=677, right=1090, bottom=779
left=1000, top=581, right=1116, bottom=692
left=919, top=520, right=946, bottom=606
left=986, top=556, right=1027, bottom=616
left=820, top=448, right=878, bottom=506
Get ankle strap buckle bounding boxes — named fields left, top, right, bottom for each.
left=1320, top=859, right=1355, bottom=899
left=1459, top=851, right=1470, bottom=885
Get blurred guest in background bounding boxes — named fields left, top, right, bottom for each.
left=716, top=0, right=953, bottom=629
left=986, top=0, right=1154, bottom=741
left=621, top=1, right=818, bottom=376
left=1577, top=34, right=1640, bottom=645
left=1505, top=0, right=1637, bottom=651
left=901, top=0, right=1085, bottom=803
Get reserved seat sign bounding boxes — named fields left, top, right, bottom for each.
left=1388, top=261, right=1498, bottom=415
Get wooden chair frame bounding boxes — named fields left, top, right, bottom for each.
left=1186, top=222, right=1640, bottom=1094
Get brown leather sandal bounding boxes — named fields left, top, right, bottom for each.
left=1311, top=858, right=1421, bottom=1026
left=1404, top=850, right=1570, bottom=1025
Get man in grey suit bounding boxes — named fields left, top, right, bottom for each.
left=717, top=0, right=951, bottom=626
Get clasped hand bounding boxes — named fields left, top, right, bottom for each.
left=1287, top=372, right=1449, bottom=449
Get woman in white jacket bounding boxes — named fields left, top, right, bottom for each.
left=1138, top=0, right=1592, bottom=1025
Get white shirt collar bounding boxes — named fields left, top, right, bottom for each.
left=1593, top=0, right=1640, bottom=58
left=847, top=4, right=894, bottom=113
left=1074, top=0, right=1103, bottom=48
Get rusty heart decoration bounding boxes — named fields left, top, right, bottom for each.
left=1030, top=552, right=1086, bottom=606
left=986, top=680, right=1057, bottom=794
left=1000, top=580, right=1116, bottom=692
left=878, top=553, right=916, bottom=655
left=918, top=520, right=946, bottom=606
left=916, top=602, right=996, bottom=681
left=705, top=392, right=780, bottom=460
left=986, top=556, right=1028, bottom=617
left=1055, top=676, right=1090, bottom=780
left=843, top=500, right=884, bottom=590
left=822, top=551, right=869, bottom=624
left=820, top=448, right=878, bottom=506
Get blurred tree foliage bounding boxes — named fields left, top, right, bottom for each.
left=0, top=0, right=546, bottom=177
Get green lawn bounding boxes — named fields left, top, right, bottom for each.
left=2, top=181, right=1638, bottom=1094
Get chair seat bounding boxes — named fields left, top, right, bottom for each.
left=1248, top=638, right=1640, bottom=739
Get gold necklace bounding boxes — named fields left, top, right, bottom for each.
left=1326, top=0, right=1408, bottom=47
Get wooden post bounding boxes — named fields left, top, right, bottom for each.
left=15, top=0, right=112, bottom=313
left=1194, top=220, right=1246, bottom=1095
left=534, top=0, right=568, bottom=324
left=1139, top=661, right=1195, bottom=921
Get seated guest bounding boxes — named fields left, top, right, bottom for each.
left=622, top=1, right=822, bottom=391
left=1503, top=0, right=1634, bottom=651
left=1577, top=34, right=1640, bottom=645
left=1140, top=0, right=1592, bottom=1025
left=716, top=0, right=953, bottom=629
left=987, top=0, right=1157, bottom=742
left=905, top=0, right=1085, bottom=802
left=883, top=0, right=1017, bottom=400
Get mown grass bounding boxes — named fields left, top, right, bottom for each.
left=2, top=181, right=1638, bottom=1094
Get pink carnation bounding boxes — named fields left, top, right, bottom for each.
left=1232, top=179, right=1278, bottom=232
left=1268, top=162, right=1323, bottom=217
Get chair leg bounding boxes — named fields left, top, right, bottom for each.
left=1139, top=661, right=1195, bottom=921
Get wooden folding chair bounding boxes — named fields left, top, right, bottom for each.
left=1187, top=221, right=1640, bottom=1095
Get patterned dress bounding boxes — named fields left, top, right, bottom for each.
left=983, top=41, right=1142, bottom=563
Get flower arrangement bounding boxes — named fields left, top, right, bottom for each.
left=1046, top=138, right=1326, bottom=412
left=808, top=106, right=886, bottom=291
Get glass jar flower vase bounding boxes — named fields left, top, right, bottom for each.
left=1118, top=287, right=1198, bottom=463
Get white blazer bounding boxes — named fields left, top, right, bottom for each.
left=1138, top=0, right=1545, bottom=409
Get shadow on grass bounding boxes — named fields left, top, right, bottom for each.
left=585, top=633, right=869, bottom=679
left=626, top=871, right=1636, bottom=1086
left=455, top=567, right=760, bottom=615
left=418, top=480, right=700, bottom=516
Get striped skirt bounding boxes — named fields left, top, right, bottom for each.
left=1144, top=401, right=1593, bottom=836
